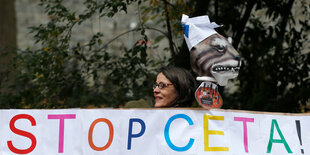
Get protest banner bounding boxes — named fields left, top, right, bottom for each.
left=0, top=109, right=309, bottom=155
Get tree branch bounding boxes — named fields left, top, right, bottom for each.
left=192, top=0, right=210, bottom=16
left=98, top=28, right=139, bottom=51
left=162, top=0, right=176, bottom=57
left=96, top=26, right=171, bottom=52
left=233, top=1, right=256, bottom=48
left=275, top=0, right=295, bottom=55
left=161, top=0, right=175, bottom=9
left=215, top=0, right=218, bottom=19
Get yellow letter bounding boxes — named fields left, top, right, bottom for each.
left=204, top=115, right=229, bottom=151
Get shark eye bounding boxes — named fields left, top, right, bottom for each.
left=214, top=44, right=226, bottom=53
left=211, top=37, right=227, bottom=54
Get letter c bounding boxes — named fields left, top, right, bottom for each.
left=164, top=114, right=194, bottom=152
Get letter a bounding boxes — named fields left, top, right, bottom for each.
left=267, top=119, right=292, bottom=153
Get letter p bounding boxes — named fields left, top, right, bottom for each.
left=127, top=118, right=146, bottom=150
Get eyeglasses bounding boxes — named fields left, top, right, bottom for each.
left=153, top=82, right=173, bottom=90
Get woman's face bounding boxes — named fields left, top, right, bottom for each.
left=153, top=73, right=178, bottom=108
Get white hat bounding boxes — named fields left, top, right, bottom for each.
left=181, top=14, right=221, bottom=50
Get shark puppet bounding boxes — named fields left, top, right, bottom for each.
left=181, top=14, right=241, bottom=109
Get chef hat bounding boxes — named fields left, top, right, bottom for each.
left=181, top=14, right=221, bottom=51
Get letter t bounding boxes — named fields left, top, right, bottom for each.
left=234, top=117, right=254, bottom=153
left=48, top=114, right=76, bottom=153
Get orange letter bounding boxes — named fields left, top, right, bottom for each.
left=88, top=118, right=114, bottom=151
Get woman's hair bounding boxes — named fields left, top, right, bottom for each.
left=160, top=66, right=196, bottom=107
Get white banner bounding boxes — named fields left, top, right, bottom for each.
left=0, top=109, right=309, bottom=155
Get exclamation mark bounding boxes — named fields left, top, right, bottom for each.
left=296, top=120, right=304, bottom=154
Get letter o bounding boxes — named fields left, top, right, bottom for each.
left=88, top=118, right=114, bottom=151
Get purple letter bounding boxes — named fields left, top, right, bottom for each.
left=234, top=117, right=254, bottom=153
left=48, top=114, right=76, bottom=153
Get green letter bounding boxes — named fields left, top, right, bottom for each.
left=267, top=119, right=292, bottom=153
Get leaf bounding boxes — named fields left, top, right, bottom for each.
left=153, top=35, right=165, bottom=44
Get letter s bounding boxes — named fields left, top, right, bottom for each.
left=7, top=114, right=37, bottom=154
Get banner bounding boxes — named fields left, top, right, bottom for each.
left=0, top=109, right=309, bottom=155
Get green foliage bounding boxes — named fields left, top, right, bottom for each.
left=0, top=0, right=161, bottom=108
left=219, top=0, right=310, bottom=112
left=141, top=0, right=310, bottom=112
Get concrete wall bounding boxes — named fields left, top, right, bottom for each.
left=15, top=0, right=171, bottom=60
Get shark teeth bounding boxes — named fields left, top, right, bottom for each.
left=212, top=66, right=240, bottom=72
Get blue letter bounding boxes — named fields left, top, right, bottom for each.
left=127, top=118, right=146, bottom=150
left=164, top=114, right=194, bottom=152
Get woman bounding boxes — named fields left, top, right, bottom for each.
left=153, top=66, right=196, bottom=108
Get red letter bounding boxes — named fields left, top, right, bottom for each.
left=7, top=114, right=37, bottom=154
